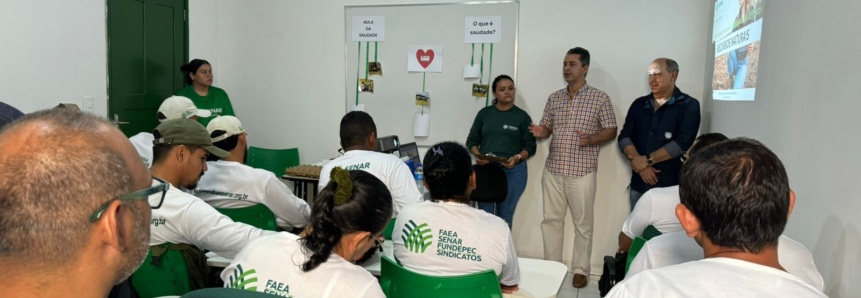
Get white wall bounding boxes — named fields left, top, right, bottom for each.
left=708, top=0, right=861, bottom=296
left=190, top=0, right=710, bottom=276
left=0, top=0, right=108, bottom=115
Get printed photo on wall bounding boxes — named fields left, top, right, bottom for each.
left=415, top=92, right=430, bottom=106
left=368, top=62, right=383, bottom=76
left=472, top=83, right=489, bottom=97
left=359, top=79, right=375, bottom=93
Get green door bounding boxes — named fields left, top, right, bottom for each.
left=108, top=0, right=188, bottom=137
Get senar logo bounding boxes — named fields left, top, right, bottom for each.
left=402, top=220, right=433, bottom=254
left=227, top=264, right=258, bottom=291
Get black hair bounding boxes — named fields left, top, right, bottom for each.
left=566, top=47, right=591, bottom=67
left=179, top=59, right=211, bottom=86
left=687, top=132, right=729, bottom=158
left=679, top=138, right=790, bottom=254
left=422, top=142, right=473, bottom=203
left=491, top=74, right=514, bottom=105
left=208, top=131, right=239, bottom=162
left=339, top=111, right=377, bottom=149
left=151, top=129, right=201, bottom=165
left=300, top=170, right=393, bottom=271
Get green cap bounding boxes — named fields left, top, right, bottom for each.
left=152, top=118, right=230, bottom=158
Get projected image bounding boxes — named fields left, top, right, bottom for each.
left=712, top=0, right=764, bottom=101
left=713, top=41, right=760, bottom=90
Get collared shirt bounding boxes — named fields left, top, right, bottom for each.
left=540, top=83, right=618, bottom=177
left=617, top=87, right=701, bottom=192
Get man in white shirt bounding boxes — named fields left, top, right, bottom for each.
left=148, top=118, right=275, bottom=258
left=319, top=111, right=421, bottom=217
left=617, top=133, right=728, bottom=252
left=606, top=138, right=826, bottom=298
left=129, top=96, right=212, bottom=168
left=193, top=116, right=310, bottom=227
left=627, top=232, right=824, bottom=291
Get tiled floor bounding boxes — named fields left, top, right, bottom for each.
left=556, top=273, right=602, bottom=298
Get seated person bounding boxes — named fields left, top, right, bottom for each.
left=393, top=142, right=520, bottom=294
left=617, top=133, right=728, bottom=252
left=148, top=118, right=275, bottom=258
left=193, top=116, right=310, bottom=227
left=606, top=138, right=826, bottom=297
left=319, top=111, right=421, bottom=217
left=221, top=168, right=392, bottom=298
left=130, top=96, right=211, bottom=168
left=0, top=101, right=24, bottom=127
left=627, top=231, right=824, bottom=291
left=0, top=109, right=154, bottom=298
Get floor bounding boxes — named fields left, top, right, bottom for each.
left=556, top=273, right=602, bottom=298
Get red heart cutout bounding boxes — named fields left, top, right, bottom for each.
left=416, top=49, right=435, bottom=69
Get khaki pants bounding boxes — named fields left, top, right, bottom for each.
left=540, top=170, right=597, bottom=275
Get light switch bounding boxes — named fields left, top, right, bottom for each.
left=83, top=96, right=94, bottom=113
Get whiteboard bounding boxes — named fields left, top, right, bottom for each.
left=345, top=2, right=519, bottom=147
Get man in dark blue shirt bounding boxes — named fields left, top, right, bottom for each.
left=617, top=58, right=701, bottom=210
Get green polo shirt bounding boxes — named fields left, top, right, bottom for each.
left=175, top=85, right=235, bottom=127
left=466, top=105, right=537, bottom=159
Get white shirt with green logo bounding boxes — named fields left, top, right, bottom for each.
left=392, top=201, right=520, bottom=286
left=193, top=160, right=311, bottom=227
left=149, top=183, right=276, bottom=258
left=319, top=150, right=421, bottom=217
left=221, top=232, right=385, bottom=298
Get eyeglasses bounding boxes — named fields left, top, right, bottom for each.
left=88, top=177, right=170, bottom=222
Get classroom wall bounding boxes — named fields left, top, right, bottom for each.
left=708, top=0, right=861, bottom=296
left=0, top=0, right=108, bottom=115
left=190, top=0, right=711, bottom=277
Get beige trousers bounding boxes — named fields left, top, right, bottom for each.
left=540, top=169, right=597, bottom=275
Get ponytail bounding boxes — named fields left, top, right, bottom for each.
left=300, top=168, right=392, bottom=271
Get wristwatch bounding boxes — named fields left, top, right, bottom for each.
left=646, top=154, right=654, bottom=166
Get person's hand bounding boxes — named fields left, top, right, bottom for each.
left=504, top=155, right=520, bottom=169
left=638, top=167, right=661, bottom=185
left=476, top=158, right=490, bottom=166
left=500, top=284, right=519, bottom=294
left=575, top=129, right=594, bottom=146
left=631, top=155, right=649, bottom=172
left=529, top=123, right=549, bottom=138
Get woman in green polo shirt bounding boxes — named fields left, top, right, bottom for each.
left=176, top=59, right=235, bottom=127
left=466, top=74, right=536, bottom=228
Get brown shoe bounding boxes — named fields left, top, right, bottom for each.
left=573, top=273, right=588, bottom=288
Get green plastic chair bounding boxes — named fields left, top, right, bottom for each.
left=625, top=236, right=648, bottom=274
left=215, top=204, right=278, bottom=231
left=131, top=246, right=192, bottom=298
left=380, top=256, right=503, bottom=298
left=383, top=218, right=397, bottom=240
left=181, top=288, right=278, bottom=298
left=642, top=225, right=663, bottom=240
left=246, top=147, right=300, bottom=176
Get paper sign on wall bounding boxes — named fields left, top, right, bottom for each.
left=465, top=16, right=501, bottom=43
left=352, top=16, right=385, bottom=41
left=408, top=46, right=443, bottom=73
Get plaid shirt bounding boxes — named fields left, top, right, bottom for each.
left=540, top=83, right=617, bottom=177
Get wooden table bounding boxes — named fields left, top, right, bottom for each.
left=280, top=175, right=319, bottom=201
